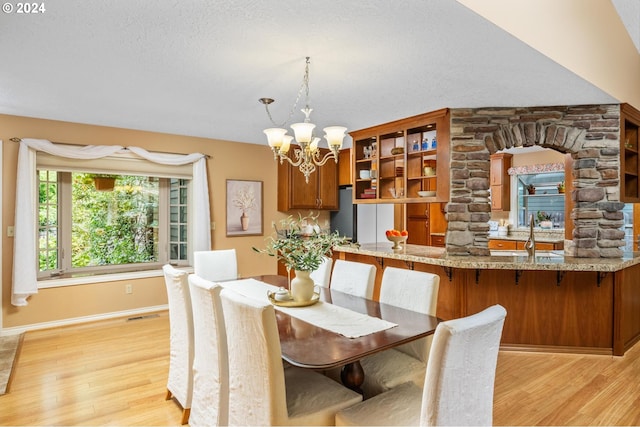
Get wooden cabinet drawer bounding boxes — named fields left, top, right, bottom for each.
left=431, top=234, right=445, bottom=247
left=516, top=241, right=556, bottom=251
left=488, top=239, right=517, bottom=250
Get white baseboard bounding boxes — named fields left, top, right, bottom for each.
left=0, top=305, right=169, bottom=336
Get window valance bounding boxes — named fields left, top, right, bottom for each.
left=12, top=139, right=211, bottom=306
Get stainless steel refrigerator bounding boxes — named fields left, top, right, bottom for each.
left=331, top=186, right=394, bottom=244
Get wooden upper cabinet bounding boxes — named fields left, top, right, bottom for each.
left=277, top=148, right=339, bottom=211
left=350, top=108, right=450, bottom=204
left=338, top=148, right=352, bottom=187
left=490, top=153, right=512, bottom=211
left=621, top=103, right=640, bottom=203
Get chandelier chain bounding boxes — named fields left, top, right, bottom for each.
left=264, top=57, right=311, bottom=127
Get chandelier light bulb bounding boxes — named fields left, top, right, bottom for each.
left=281, top=135, right=293, bottom=154
left=290, top=122, right=316, bottom=144
left=310, top=137, right=320, bottom=153
left=263, top=128, right=287, bottom=148
left=323, top=126, right=347, bottom=148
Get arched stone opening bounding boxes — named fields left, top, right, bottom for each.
left=446, top=104, right=625, bottom=258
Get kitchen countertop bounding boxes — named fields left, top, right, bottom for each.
left=335, top=243, right=640, bottom=272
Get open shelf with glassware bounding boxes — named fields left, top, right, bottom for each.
left=378, top=132, right=405, bottom=200
left=350, top=108, right=450, bottom=203
left=353, top=135, right=378, bottom=201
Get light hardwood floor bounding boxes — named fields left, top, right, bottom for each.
left=1, top=312, right=639, bottom=426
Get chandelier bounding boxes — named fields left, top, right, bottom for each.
left=260, top=57, right=347, bottom=183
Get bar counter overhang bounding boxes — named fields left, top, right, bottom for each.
left=334, top=243, right=640, bottom=356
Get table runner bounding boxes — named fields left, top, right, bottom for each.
left=221, top=278, right=397, bottom=338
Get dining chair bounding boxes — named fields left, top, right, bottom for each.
left=162, top=264, right=194, bottom=425
left=329, top=259, right=376, bottom=299
left=360, top=267, right=440, bottom=398
left=335, top=304, right=507, bottom=426
left=220, top=288, right=362, bottom=426
left=193, top=249, right=238, bottom=282
left=187, top=274, right=228, bottom=427
left=309, top=256, right=333, bottom=288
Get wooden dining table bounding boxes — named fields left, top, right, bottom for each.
left=251, top=275, right=441, bottom=393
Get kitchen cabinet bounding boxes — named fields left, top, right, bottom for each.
left=488, top=239, right=563, bottom=251
left=406, top=203, right=429, bottom=245
left=487, top=239, right=517, bottom=250
left=351, top=108, right=450, bottom=204
left=405, top=202, right=447, bottom=246
left=338, top=148, right=352, bottom=186
left=490, top=153, right=512, bottom=211
left=277, top=148, right=338, bottom=211
left=621, top=103, right=640, bottom=203
left=515, top=241, right=560, bottom=251
left=430, top=234, right=445, bottom=247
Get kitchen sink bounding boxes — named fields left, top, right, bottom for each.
left=490, top=250, right=563, bottom=257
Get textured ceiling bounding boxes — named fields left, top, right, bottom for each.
left=0, top=0, right=636, bottom=147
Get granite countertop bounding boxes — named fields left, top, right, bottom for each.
left=335, top=243, right=640, bottom=272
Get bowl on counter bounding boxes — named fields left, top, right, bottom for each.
left=387, top=235, right=408, bottom=250
left=418, top=190, right=436, bottom=197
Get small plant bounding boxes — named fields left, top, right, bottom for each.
left=536, top=211, right=552, bottom=223
left=557, top=181, right=565, bottom=193
left=90, top=174, right=118, bottom=191
left=253, top=212, right=349, bottom=272
left=526, top=184, right=535, bottom=194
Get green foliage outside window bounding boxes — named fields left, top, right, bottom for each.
left=38, top=171, right=161, bottom=272
left=71, top=173, right=159, bottom=267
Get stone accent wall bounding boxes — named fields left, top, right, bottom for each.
left=446, top=104, right=624, bottom=258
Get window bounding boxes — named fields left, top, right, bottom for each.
left=515, top=171, right=565, bottom=229
left=37, top=171, right=189, bottom=279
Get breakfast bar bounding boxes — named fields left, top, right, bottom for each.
left=334, top=243, right=640, bottom=356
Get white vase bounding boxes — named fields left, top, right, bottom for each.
left=290, top=270, right=315, bottom=302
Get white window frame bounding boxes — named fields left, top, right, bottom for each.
left=36, top=153, right=194, bottom=282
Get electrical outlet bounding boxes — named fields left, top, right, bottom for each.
left=7, top=226, right=14, bottom=237
left=125, top=284, right=133, bottom=294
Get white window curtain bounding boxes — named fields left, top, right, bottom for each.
left=12, top=139, right=211, bottom=306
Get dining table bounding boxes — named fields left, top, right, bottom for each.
left=221, top=274, right=441, bottom=393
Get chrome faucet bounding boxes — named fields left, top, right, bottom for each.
left=524, top=213, right=536, bottom=257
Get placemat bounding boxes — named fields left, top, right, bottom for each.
left=221, top=278, right=397, bottom=338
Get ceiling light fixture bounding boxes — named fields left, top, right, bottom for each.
left=259, top=57, right=347, bottom=183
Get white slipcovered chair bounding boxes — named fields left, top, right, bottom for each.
left=220, top=288, right=362, bottom=426
left=162, top=264, right=194, bottom=425
left=188, top=274, right=228, bottom=427
left=310, top=256, right=333, bottom=288
left=335, top=304, right=507, bottom=426
left=193, top=249, right=238, bottom=282
left=360, top=267, right=440, bottom=398
left=329, top=259, right=376, bottom=299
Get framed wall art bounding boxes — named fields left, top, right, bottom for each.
left=226, top=179, right=263, bottom=236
